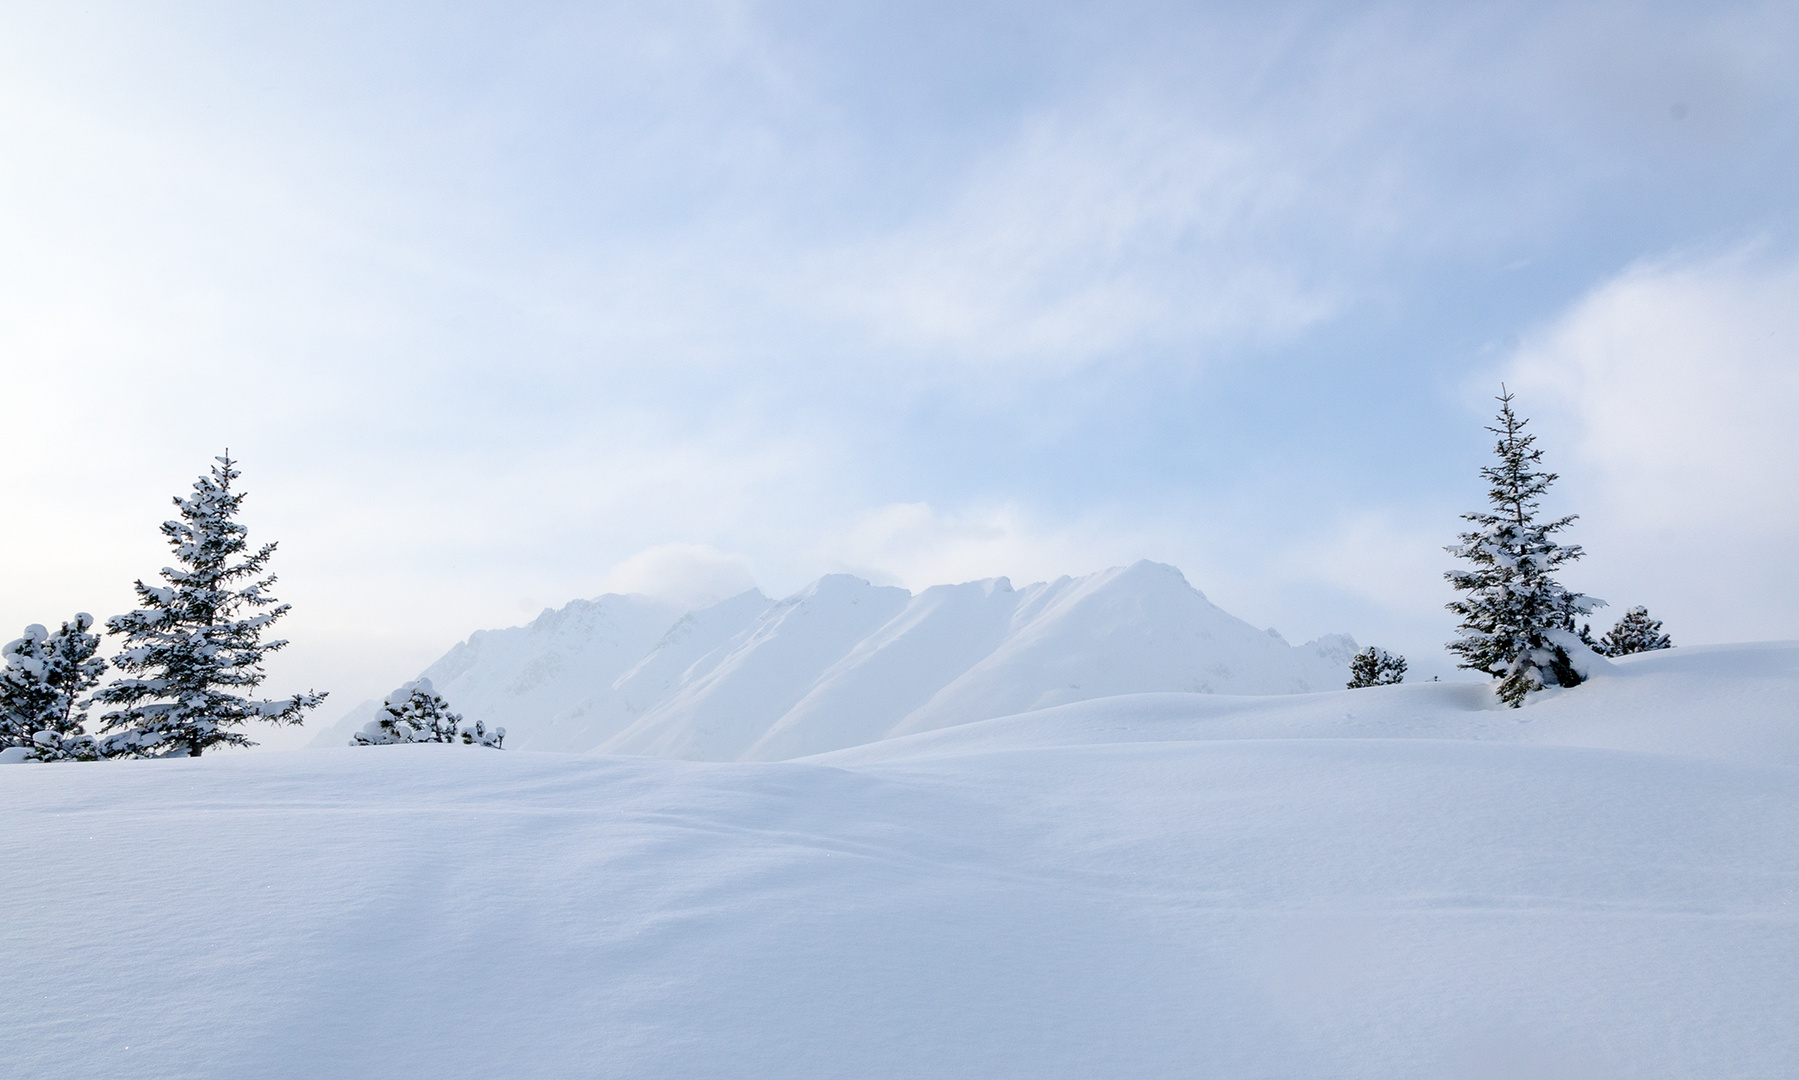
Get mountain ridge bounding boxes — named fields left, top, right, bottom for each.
left=309, top=560, right=1357, bottom=759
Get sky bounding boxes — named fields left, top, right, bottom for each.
left=2, top=0, right=1796, bottom=746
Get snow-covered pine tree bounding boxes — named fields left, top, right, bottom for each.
left=0, top=615, right=107, bottom=762
left=94, top=454, right=325, bottom=757
left=353, top=678, right=469, bottom=745
left=1346, top=646, right=1407, bottom=688
left=1600, top=606, right=1672, bottom=656
left=1446, top=389, right=1603, bottom=707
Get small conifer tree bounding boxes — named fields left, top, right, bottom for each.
left=1446, top=389, right=1603, bottom=706
left=1599, top=607, right=1672, bottom=656
left=94, top=454, right=325, bottom=757
left=353, top=679, right=501, bottom=747
left=0, top=615, right=107, bottom=761
left=1346, top=646, right=1407, bottom=688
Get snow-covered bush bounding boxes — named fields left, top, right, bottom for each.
left=0, top=615, right=107, bottom=762
left=459, top=717, right=505, bottom=749
left=354, top=680, right=460, bottom=744
left=1346, top=647, right=1406, bottom=688
left=1445, top=390, right=1603, bottom=707
left=93, top=454, right=326, bottom=757
left=353, top=679, right=502, bottom=748
left=1599, top=607, right=1672, bottom=656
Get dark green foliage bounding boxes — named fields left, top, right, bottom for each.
left=1599, top=607, right=1672, bottom=656
left=0, top=615, right=107, bottom=761
left=1445, top=390, right=1602, bottom=707
left=94, top=454, right=325, bottom=757
left=352, top=678, right=504, bottom=748
left=1347, top=647, right=1407, bottom=689
left=353, top=679, right=464, bottom=745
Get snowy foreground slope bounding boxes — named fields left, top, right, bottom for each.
left=310, top=560, right=1356, bottom=758
left=6, top=644, right=1798, bottom=1079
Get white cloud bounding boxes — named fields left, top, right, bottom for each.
left=598, top=543, right=758, bottom=609
left=819, top=501, right=1123, bottom=592
left=1505, top=245, right=1799, bottom=640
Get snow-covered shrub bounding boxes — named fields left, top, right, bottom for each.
left=1599, top=607, right=1672, bottom=656
left=1445, top=389, right=1603, bottom=707
left=93, top=454, right=326, bottom=757
left=0, top=615, right=107, bottom=762
left=1347, top=647, right=1407, bottom=688
left=460, top=718, right=505, bottom=749
left=354, top=679, right=460, bottom=744
left=354, top=679, right=501, bottom=748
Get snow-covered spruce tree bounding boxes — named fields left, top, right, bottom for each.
left=1600, top=606, right=1672, bottom=656
left=0, top=616, right=107, bottom=762
left=353, top=678, right=500, bottom=747
left=1445, top=389, right=1603, bottom=707
left=1346, top=646, right=1406, bottom=689
left=94, top=454, right=325, bottom=757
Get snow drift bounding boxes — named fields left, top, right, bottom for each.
left=6, top=642, right=1798, bottom=1079
left=309, top=561, right=1357, bottom=759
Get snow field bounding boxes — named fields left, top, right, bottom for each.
left=4, top=643, right=1797, bottom=1078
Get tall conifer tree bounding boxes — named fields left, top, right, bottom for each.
left=95, top=454, right=324, bottom=757
left=1446, top=390, right=1602, bottom=706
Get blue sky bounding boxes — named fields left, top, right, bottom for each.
left=3, top=1, right=1797, bottom=728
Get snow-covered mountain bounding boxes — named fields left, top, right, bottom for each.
left=309, top=561, right=1357, bottom=759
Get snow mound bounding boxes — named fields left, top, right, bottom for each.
left=6, top=641, right=1798, bottom=1078
left=814, top=640, right=1799, bottom=769
left=313, top=561, right=1357, bottom=760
